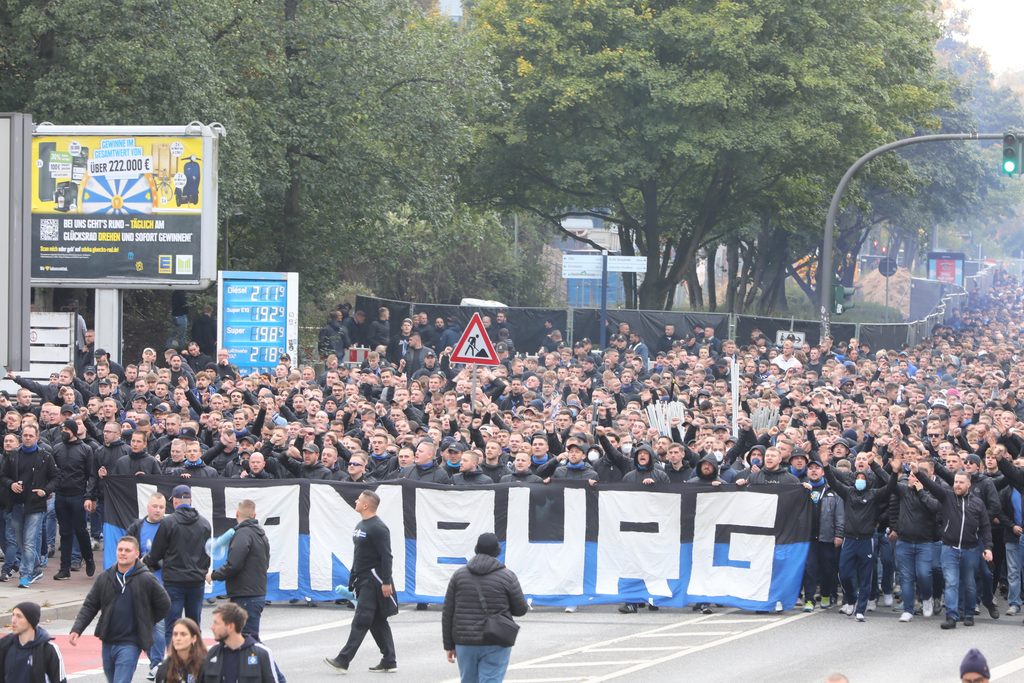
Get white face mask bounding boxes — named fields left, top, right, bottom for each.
left=713, top=451, right=724, bottom=463
left=621, top=443, right=632, bottom=455
left=588, top=450, right=601, bottom=463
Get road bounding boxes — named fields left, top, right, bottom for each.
left=44, top=600, right=1024, bottom=682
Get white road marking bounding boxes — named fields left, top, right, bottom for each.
left=992, top=653, right=1024, bottom=680
left=636, top=630, right=738, bottom=637
left=518, top=661, right=648, bottom=669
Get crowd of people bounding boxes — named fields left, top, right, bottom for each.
left=2, top=267, right=1024, bottom=679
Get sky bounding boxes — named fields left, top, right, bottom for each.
left=964, top=1, right=1024, bottom=76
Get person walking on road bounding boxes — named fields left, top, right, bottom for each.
left=69, top=536, right=171, bottom=683
left=145, top=486, right=212, bottom=642
left=0, top=424, right=58, bottom=588
left=442, top=532, right=529, bottom=683
left=0, top=601, right=68, bottom=683
left=126, top=492, right=169, bottom=680
left=154, top=618, right=207, bottom=683
left=325, top=490, right=398, bottom=674
left=207, top=500, right=270, bottom=640
left=202, top=604, right=281, bottom=683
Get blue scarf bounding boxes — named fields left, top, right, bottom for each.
left=567, top=461, right=586, bottom=470
left=21, top=444, right=39, bottom=454
left=635, top=461, right=652, bottom=471
left=531, top=455, right=549, bottom=466
left=809, top=477, right=825, bottom=488
left=184, top=459, right=205, bottom=469
left=1014, top=489, right=1022, bottom=527
left=371, top=453, right=389, bottom=461
left=417, top=461, right=436, bottom=471
left=790, top=466, right=806, bottom=478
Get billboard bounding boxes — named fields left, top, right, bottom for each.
left=217, top=271, right=299, bottom=376
left=30, top=124, right=222, bottom=288
left=927, top=251, right=965, bottom=288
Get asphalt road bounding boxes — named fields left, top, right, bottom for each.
left=46, top=600, right=1024, bottom=682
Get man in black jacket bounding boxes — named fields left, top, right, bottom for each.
left=0, top=601, right=67, bottom=683
left=912, top=462, right=993, bottom=629
left=889, top=458, right=941, bottom=622
left=442, top=532, right=529, bottom=682
left=51, top=419, right=96, bottom=580
left=70, top=536, right=170, bottom=683
left=0, top=425, right=58, bottom=587
left=208, top=500, right=270, bottom=640
left=202, top=603, right=280, bottom=683
left=145, top=485, right=212, bottom=642
left=326, top=490, right=397, bottom=674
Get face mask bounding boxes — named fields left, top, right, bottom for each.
left=61, top=432, right=74, bottom=443
left=750, top=457, right=762, bottom=468
left=621, top=443, right=632, bottom=456
left=854, top=479, right=867, bottom=492
left=713, top=451, right=724, bottom=463
left=588, top=450, right=601, bottom=463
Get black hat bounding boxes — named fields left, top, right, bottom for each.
left=302, top=442, right=320, bottom=454
left=960, top=648, right=990, bottom=679
left=566, top=442, right=585, bottom=452
left=98, top=378, right=112, bottom=386
left=171, top=485, right=192, bottom=499
left=474, top=532, right=501, bottom=558
left=62, top=418, right=78, bottom=433
left=94, top=348, right=108, bottom=357
left=84, top=365, right=97, bottom=374
left=60, top=403, right=77, bottom=414
left=238, top=434, right=257, bottom=445
left=13, top=602, right=40, bottom=629
left=178, top=427, right=199, bottom=441
left=154, top=403, right=171, bottom=414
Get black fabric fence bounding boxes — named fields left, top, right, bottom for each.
left=572, top=309, right=729, bottom=349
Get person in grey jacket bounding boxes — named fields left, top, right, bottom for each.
left=623, top=444, right=668, bottom=486
left=549, top=443, right=599, bottom=483
left=442, top=533, right=528, bottom=683
left=801, top=457, right=844, bottom=611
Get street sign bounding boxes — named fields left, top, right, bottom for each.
left=561, top=253, right=603, bottom=279
left=775, top=330, right=807, bottom=346
left=606, top=255, right=646, bottom=273
left=450, top=312, right=500, bottom=365
left=878, top=257, right=898, bottom=277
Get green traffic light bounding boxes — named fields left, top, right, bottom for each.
left=1005, top=159, right=1018, bottom=174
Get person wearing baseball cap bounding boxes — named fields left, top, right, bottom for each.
left=144, top=485, right=213, bottom=639
left=0, top=601, right=67, bottom=682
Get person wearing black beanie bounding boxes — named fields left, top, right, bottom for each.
left=960, top=647, right=990, bottom=682
left=0, top=601, right=67, bottom=683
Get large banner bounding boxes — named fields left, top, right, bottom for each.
left=103, top=477, right=811, bottom=611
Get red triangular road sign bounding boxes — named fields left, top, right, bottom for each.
left=450, top=312, right=500, bottom=365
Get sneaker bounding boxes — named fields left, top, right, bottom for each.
left=85, top=559, right=96, bottom=577
left=866, top=599, right=877, bottom=612
left=47, top=546, right=55, bottom=559
left=987, top=604, right=1000, bottom=620
left=91, top=539, right=100, bottom=550
left=803, top=601, right=815, bottom=613
left=0, top=569, right=13, bottom=583
left=53, top=570, right=71, bottom=581
left=701, top=604, right=713, bottom=615
left=564, top=606, right=577, bottom=613
left=29, top=572, right=42, bottom=585
left=618, top=603, right=638, bottom=614
left=898, top=612, right=913, bottom=623
left=839, top=604, right=854, bottom=616
left=526, top=598, right=533, bottom=611
left=368, top=663, right=397, bottom=673
left=922, top=600, right=934, bottom=618
left=324, top=657, right=348, bottom=672
left=17, top=576, right=29, bottom=588
left=646, top=599, right=659, bottom=611
left=147, top=666, right=158, bottom=681
left=964, top=617, right=975, bottom=627
left=1007, top=605, right=1020, bottom=616
left=415, top=603, right=429, bottom=611
left=882, top=593, right=893, bottom=607
left=855, top=613, right=865, bottom=622
left=774, top=601, right=784, bottom=613
left=70, top=560, right=82, bottom=572
left=941, top=617, right=957, bottom=630
left=819, top=597, right=831, bottom=609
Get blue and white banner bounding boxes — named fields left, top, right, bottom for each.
left=103, top=477, right=811, bottom=611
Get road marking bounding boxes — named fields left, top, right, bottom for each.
left=636, top=630, right=738, bottom=637
left=586, top=611, right=816, bottom=682
left=505, top=678, right=588, bottom=682
left=519, top=661, right=647, bottom=669
left=992, top=653, right=1024, bottom=680
left=588, top=646, right=692, bottom=652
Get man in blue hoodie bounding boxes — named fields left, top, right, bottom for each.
left=0, top=601, right=67, bottom=683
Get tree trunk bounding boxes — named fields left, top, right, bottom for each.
left=725, top=238, right=739, bottom=313
left=705, top=245, right=718, bottom=312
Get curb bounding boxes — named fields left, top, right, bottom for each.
left=1, top=600, right=86, bottom=623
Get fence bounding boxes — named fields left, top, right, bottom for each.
left=294, top=267, right=995, bottom=365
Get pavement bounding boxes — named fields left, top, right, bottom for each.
left=0, top=557, right=99, bottom=621
left=27, top=598, right=1024, bottom=682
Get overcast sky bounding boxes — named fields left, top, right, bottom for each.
left=965, top=1, right=1024, bottom=75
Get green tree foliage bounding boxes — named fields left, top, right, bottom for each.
left=468, top=0, right=947, bottom=310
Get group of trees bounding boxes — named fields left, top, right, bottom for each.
left=1, top=0, right=1021, bottom=315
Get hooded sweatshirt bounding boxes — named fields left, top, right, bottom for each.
left=623, top=445, right=669, bottom=484
left=145, top=505, right=212, bottom=584
left=0, top=627, right=66, bottom=683
left=687, top=455, right=723, bottom=484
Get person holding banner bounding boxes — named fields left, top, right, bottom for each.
left=325, top=490, right=398, bottom=674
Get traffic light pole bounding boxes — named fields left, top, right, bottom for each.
left=820, top=132, right=1003, bottom=341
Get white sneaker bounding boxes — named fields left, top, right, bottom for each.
left=882, top=593, right=893, bottom=607
left=922, top=600, right=934, bottom=618
left=867, top=599, right=877, bottom=612
left=774, top=601, right=784, bottom=613
left=527, top=598, right=533, bottom=611
left=855, top=613, right=865, bottom=622
left=564, top=606, right=576, bottom=613
left=898, top=612, right=913, bottom=623
left=839, top=604, right=854, bottom=616
left=1007, top=605, right=1020, bottom=616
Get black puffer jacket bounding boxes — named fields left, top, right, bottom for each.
left=211, top=518, right=270, bottom=598
left=442, top=554, right=529, bottom=649
left=145, top=505, right=212, bottom=584
left=51, top=438, right=95, bottom=496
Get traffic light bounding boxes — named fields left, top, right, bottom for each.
left=1003, top=133, right=1021, bottom=176
left=833, top=283, right=855, bottom=315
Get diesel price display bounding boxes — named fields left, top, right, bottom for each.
left=217, top=272, right=299, bottom=376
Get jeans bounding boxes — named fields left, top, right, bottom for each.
left=2, top=509, right=20, bottom=574
left=231, top=596, right=266, bottom=640
left=9, top=505, right=43, bottom=579
left=895, top=540, right=934, bottom=613
left=164, top=582, right=204, bottom=643
left=148, top=619, right=165, bottom=668
left=55, top=494, right=94, bottom=573
left=931, top=541, right=944, bottom=599
left=90, top=502, right=104, bottom=541
left=871, top=531, right=895, bottom=599
left=941, top=545, right=981, bottom=622
left=839, top=537, right=875, bottom=614
left=803, top=541, right=839, bottom=603
left=102, top=642, right=141, bottom=683
left=455, top=644, right=513, bottom=683
left=1006, top=537, right=1024, bottom=607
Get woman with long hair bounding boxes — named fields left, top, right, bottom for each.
left=155, top=617, right=207, bottom=683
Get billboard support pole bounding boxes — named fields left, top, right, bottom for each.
left=95, top=289, right=123, bottom=363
